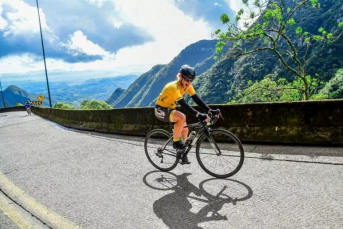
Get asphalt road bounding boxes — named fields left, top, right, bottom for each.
left=0, top=111, right=342, bottom=229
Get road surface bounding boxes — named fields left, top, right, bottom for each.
left=0, top=111, right=342, bottom=228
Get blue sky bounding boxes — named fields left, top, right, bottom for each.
left=0, top=0, right=243, bottom=84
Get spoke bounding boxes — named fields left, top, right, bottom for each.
left=206, top=153, right=219, bottom=170
left=197, top=129, right=244, bottom=178
left=145, top=130, right=179, bottom=171
left=219, top=155, right=228, bottom=175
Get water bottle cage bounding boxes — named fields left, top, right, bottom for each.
left=187, top=131, right=196, bottom=142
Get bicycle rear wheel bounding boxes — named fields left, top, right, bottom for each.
left=196, top=129, right=244, bottom=178
left=144, top=129, right=179, bottom=171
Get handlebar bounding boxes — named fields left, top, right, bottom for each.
left=186, top=109, right=223, bottom=129
left=195, top=109, right=223, bottom=129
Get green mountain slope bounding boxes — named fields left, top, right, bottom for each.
left=111, top=65, right=165, bottom=107
left=106, top=88, right=126, bottom=105
left=193, top=0, right=343, bottom=104
left=111, top=39, right=219, bottom=107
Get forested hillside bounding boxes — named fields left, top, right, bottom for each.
left=107, top=0, right=343, bottom=107
left=193, top=0, right=343, bottom=104
left=109, top=65, right=165, bottom=107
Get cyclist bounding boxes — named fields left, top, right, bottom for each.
left=24, top=101, right=32, bottom=115
left=155, top=64, right=219, bottom=163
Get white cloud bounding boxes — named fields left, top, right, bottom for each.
left=226, top=0, right=245, bottom=13
left=0, top=5, right=8, bottom=30
left=0, top=54, right=43, bottom=74
left=112, top=19, right=123, bottom=29
left=63, top=30, right=112, bottom=57
left=0, top=0, right=213, bottom=81
left=0, top=0, right=50, bottom=37
left=109, top=0, right=211, bottom=66
left=225, top=0, right=261, bottom=28
left=86, top=0, right=109, bottom=7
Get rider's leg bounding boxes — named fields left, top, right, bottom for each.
left=181, top=124, right=189, bottom=142
left=171, top=111, right=191, bottom=163
left=171, top=111, right=186, bottom=140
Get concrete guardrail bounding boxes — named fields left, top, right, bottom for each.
left=27, top=99, right=343, bottom=145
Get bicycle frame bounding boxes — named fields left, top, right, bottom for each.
left=169, top=116, right=222, bottom=159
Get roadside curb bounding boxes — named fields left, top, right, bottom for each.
left=0, top=172, right=81, bottom=229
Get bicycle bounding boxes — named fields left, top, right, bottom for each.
left=144, top=110, right=244, bottom=178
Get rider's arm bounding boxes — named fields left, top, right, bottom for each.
left=178, top=99, right=209, bottom=121
left=191, top=94, right=210, bottom=112
left=177, top=99, right=197, bottom=115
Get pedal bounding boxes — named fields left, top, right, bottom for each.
left=180, top=155, right=191, bottom=165
left=180, top=159, right=191, bottom=165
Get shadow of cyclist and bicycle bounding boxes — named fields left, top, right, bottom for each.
left=143, top=171, right=253, bottom=229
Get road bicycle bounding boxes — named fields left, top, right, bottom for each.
left=144, top=110, right=244, bottom=178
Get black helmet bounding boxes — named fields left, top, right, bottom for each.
left=179, top=65, right=196, bottom=81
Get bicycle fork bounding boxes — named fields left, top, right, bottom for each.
left=204, top=129, right=222, bottom=156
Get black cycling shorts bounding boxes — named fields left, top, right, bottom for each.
left=155, top=105, right=176, bottom=123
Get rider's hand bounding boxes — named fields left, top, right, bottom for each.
left=209, top=109, right=220, bottom=118
left=196, top=113, right=210, bottom=122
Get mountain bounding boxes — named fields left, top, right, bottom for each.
left=0, top=91, right=4, bottom=108
left=109, top=65, right=165, bottom=107
left=0, top=85, right=49, bottom=108
left=7, top=75, right=139, bottom=107
left=51, top=75, right=139, bottom=106
left=106, top=88, right=125, bottom=105
left=192, top=0, right=343, bottom=103
left=108, top=0, right=343, bottom=108
left=110, top=40, right=219, bottom=107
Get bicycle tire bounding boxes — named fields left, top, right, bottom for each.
left=144, top=129, right=179, bottom=171
left=196, top=129, right=244, bottom=178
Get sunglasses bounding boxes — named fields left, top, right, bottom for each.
left=183, top=78, right=193, bottom=83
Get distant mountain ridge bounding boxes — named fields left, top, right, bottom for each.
left=3, top=75, right=139, bottom=107
left=0, top=85, right=48, bottom=108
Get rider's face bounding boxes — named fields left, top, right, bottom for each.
left=181, top=78, right=192, bottom=89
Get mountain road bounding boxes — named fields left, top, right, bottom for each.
left=0, top=111, right=342, bottom=228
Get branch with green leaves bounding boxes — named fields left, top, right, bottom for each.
left=214, top=0, right=343, bottom=100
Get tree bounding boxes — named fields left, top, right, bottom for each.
left=214, top=0, right=343, bottom=100
left=54, top=102, right=76, bottom=110
left=80, top=100, right=112, bottom=110
left=229, top=74, right=327, bottom=103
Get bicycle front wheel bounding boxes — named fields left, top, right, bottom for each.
left=144, top=129, right=179, bottom=171
left=196, top=129, right=244, bottom=178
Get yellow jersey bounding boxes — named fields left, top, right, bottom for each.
left=156, top=80, right=196, bottom=109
